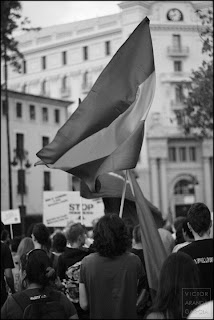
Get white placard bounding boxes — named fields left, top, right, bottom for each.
left=1, top=209, right=21, bottom=225
left=43, top=191, right=104, bottom=227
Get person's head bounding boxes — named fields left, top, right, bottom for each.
left=52, top=232, right=67, bottom=253
left=93, top=213, right=132, bottom=258
left=187, top=203, right=211, bottom=238
left=65, top=223, right=86, bottom=247
left=150, top=252, right=200, bottom=319
left=1, top=229, right=10, bottom=245
left=17, top=237, right=34, bottom=261
left=182, top=219, right=194, bottom=242
left=31, top=223, right=50, bottom=250
left=173, top=216, right=186, bottom=233
left=10, top=236, right=22, bottom=253
left=20, top=249, right=55, bottom=292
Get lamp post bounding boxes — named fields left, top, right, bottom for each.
left=11, top=148, right=31, bottom=236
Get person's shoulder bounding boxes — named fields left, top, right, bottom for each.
left=81, top=252, right=97, bottom=263
left=146, top=311, right=165, bottom=319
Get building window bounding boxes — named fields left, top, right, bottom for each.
left=172, top=34, right=181, bottom=49
left=17, top=169, right=26, bottom=194
left=179, top=147, right=186, bottom=161
left=174, top=179, right=193, bottom=195
left=42, top=136, right=49, bottom=147
left=62, top=51, right=67, bottom=65
left=42, top=56, right=46, bottom=70
left=41, top=80, right=47, bottom=95
left=62, top=76, right=67, bottom=90
left=16, top=102, right=22, bottom=118
left=83, top=46, right=88, bottom=60
left=83, top=71, right=88, bottom=87
left=23, top=60, right=27, bottom=74
left=169, top=147, right=176, bottom=162
left=2, top=100, right=7, bottom=115
left=29, top=104, right=35, bottom=120
left=16, top=133, right=24, bottom=159
left=105, top=41, right=111, bottom=55
left=54, top=109, right=60, bottom=123
left=175, top=84, right=183, bottom=103
left=189, top=147, right=196, bottom=161
left=42, top=107, right=48, bottom=122
left=22, top=84, right=27, bottom=93
left=174, top=60, right=182, bottom=72
left=44, top=171, right=51, bottom=190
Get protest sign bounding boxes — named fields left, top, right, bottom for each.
left=1, top=209, right=21, bottom=225
left=43, top=191, right=104, bottom=227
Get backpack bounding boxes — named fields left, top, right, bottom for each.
left=12, top=290, right=67, bottom=319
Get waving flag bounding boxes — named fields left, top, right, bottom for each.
left=129, top=171, right=167, bottom=298
left=80, top=171, right=164, bottom=228
left=35, top=17, right=155, bottom=192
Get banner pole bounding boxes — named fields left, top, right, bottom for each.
left=80, top=196, right=83, bottom=225
left=127, top=170, right=135, bottom=196
left=119, top=170, right=128, bottom=218
left=10, top=224, right=13, bottom=239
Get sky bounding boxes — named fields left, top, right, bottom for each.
left=20, top=1, right=121, bottom=29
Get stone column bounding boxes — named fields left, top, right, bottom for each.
left=203, top=157, right=212, bottom=211
left=150, top=158, right=160, bottom=208
left=160, top=158, right=168, bottom=219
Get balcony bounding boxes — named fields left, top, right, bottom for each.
left=160, top=72, right=191, bottom=83
left=61, top=87, right=71, bottom=98
left=170, top=100, right=185, bottom=110
left=167, top=46, right=189, bottom=57
left=82, top=82, right=93, bottom=94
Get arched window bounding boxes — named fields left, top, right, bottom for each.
left=174, top=179, right=194, bottom=195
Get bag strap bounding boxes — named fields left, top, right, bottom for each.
left=12, top=292, right=31, bottom=312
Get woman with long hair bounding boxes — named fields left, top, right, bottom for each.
left=1, top=249, right=78, bottom=319
left=17, top=237, right=34, bottom=263
left=146, top=252, right=200, bottom=319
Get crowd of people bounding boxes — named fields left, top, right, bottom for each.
left=1, top=202, right=213, bottom=319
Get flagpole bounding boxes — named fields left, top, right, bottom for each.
left=10, top=224, right=13, bottom=239
left=127, top=170, right=134, bottom=196
left=119, top=170, right=128, bottom=218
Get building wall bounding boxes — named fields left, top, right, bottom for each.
left=1, top=91, right=72, bottom=215
left=2, top=1, right=213, bottom=220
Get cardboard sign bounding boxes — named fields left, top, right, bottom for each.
left=43, top=191, right=104, bottom=227
left=1, top=209, right=21, bottom=225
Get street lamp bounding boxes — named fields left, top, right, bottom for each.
left=11, top=148, right=31, bottom=235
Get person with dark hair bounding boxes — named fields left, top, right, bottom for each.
left=1, top=229, right=10, bottom=246
left=179, top=203, right=213, bottom=301
left=58, top=223, right=92, bottom=319
left=79, top=214, right=143, bottom=319
left=51, top=232, right=67, bottom=270
left=1, top=249, right=78, bottom=319
left=172, top=219, right=194, bottom=253
left=1, top=222, right=15, bottom=307
left=146, top=252, right=200, bottom=319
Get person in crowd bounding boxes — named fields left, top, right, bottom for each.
left=51, top=232, right=67, bottom=270
left=79, top=213, right=143, bottom=319
left=1, top=229, right=11, bottom=246
left=1, top=222, right=15, bottom=307
left=17, top=237, right=35, bottom=264
left=172, top=219, right=194, bottom=253
left=179, top=203, right=213, bottom=302
left=9, top=236, right=23, bottom=293
left=131, top=224, right=151, bottom=318
left=172, top=216, right=186, bottom=240
left=10, top=236, right=22, bottom=257
left=146, top=252, right=200, bottom=319
left=31, top=223, right=52, bottom=259
left=1, top=249, right=78, bottom=319
left=58, top=223, right=93, bottom=319
left=158, top=228, right=175, bottom=256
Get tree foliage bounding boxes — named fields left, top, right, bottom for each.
left=1, top=1, right=40, bottom=74
left=182, top=8, right=213, bottom=138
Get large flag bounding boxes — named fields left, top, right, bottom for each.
left=80, top=171, right=164, bottom=228
left=129, top=171, right=167, bottom=298
left=35, top=17, right=155, bottom=192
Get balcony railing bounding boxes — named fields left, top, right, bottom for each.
left=170, top=100, right=185, bottom=110
left=167, top=46, right=189, bottom=57
left=160, top=72, right=191, bottom=83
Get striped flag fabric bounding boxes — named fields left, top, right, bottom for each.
left=35, top=17, right=155, bottom=192
left=80, top=171, right=164, bottom=228
left=129, top=171, right=167, bottom=298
